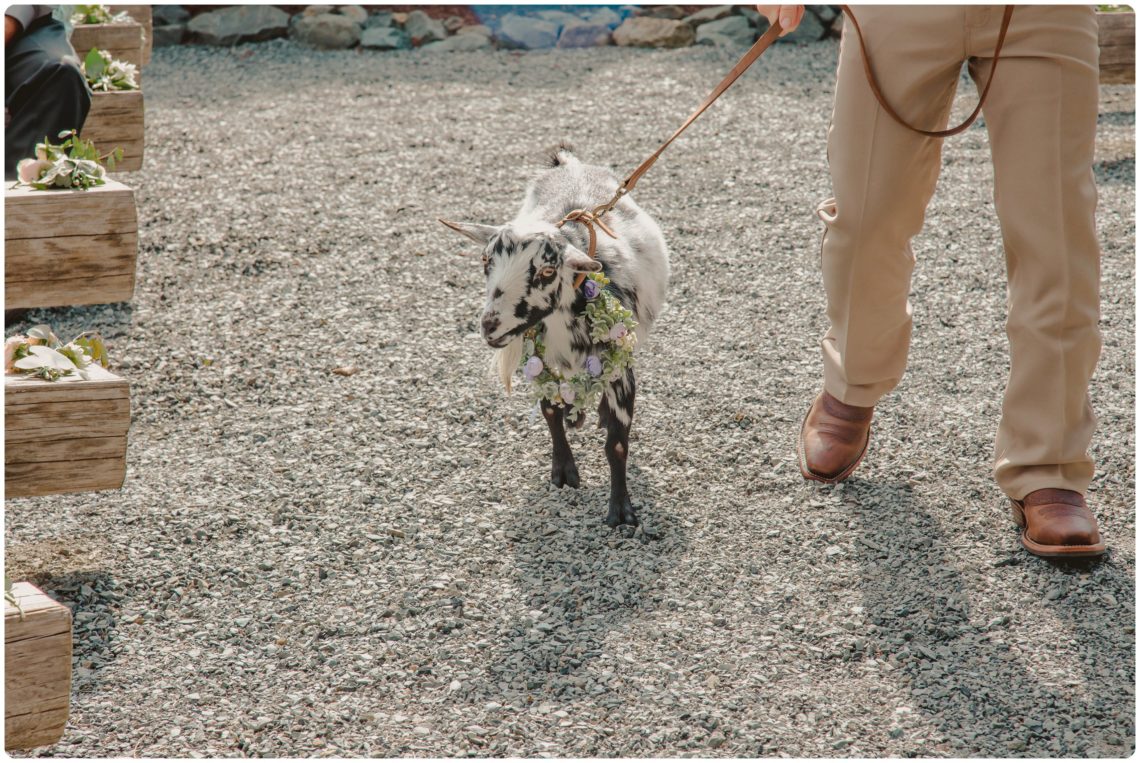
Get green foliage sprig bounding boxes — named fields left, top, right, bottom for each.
left=82, top=48, right=139, bottom=92
left=5, top=325, right=110, bottom=382
left=15, top=130, right=122, bottom=191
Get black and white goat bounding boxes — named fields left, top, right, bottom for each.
left=442, top=147, right=669, bottom=527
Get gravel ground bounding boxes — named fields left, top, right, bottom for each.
left=5, top=37, right=1134, bottom=758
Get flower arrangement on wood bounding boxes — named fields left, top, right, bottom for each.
left=4, top=325, right=110, bottom=382
left=15, top=130, right=122, bottom=190
left=82, top=48, right=138, bottom=92
left=71, top=4, right=132, bottom=25
left=519, top=272, right=638, bottom=422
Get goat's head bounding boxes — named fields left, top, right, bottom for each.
left=440, top=219, right=602, bottom=348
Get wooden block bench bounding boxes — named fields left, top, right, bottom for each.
left=5, top=179, right=138, bottom=309
left=108, top=5, right=152, bottom=66
left=5, top=582, right=72, bottom=751
left=70, top=20, right=145, bottom=69
left=1098, top=11, right=1135, bottom=84
left=81, top=90, right=144, bottom=173
left=6, top=366, right=130, bottom=499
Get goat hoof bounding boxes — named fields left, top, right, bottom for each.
left=551, top=461, right=580, bottom=489
left=604, top=499, right=639, bottom=528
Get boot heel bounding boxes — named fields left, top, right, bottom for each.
left=1009, top=499, right=1027, bottom=529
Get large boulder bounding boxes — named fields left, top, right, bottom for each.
left=290, top=13, right=361, bottom=48
left=360, top=25, right=409, bottom=50
left=683, top=5, right=734, bottom=27
left=421, top=34, right=491, bottom=52
left=557, top=21, right=613, bottom=48
left=816, top=6, right=840, bottom=24
left=496, top=14, right=559, bottom=49
left=583, top=7, right=623, bottom=28
left=187, top=5, right=290, bottom=45
left=457, top=24, right=492, bottom=38
left=404, top=10, right=446, bottom=46
left=738, top=7, right=762, bottom=27
left=612, top=17, right=694, bottom=48
left=152, top=23, right=185, bottom=46
left=337, top=5, right=368, bottom=25
left=778, top=9, right=826, bottom=42
left=152, top=4, right=189, bottom=26
left=639, top=5, right=684, bottom=19
left=534, top=9, right=582, bottom=31
left=695, top=16, right=755, bottom=46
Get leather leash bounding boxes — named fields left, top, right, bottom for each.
left=559, top=18, right=786, bottom=288
left=841, top=4, right=1015, bottom=138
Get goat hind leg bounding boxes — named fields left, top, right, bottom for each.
left=599, top=370, right=637, bottom=528
left=541, top=400, right=580, bottom=489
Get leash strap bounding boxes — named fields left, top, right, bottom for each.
left=560, top=18, right=785, bottom=286
left=841, top=4, right=1014, bottom=138
left=620, top=18, right=785, bottom=195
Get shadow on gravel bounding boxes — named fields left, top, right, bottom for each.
left=6, top=537, right=123, bottom=697
left=474, top=463, right=688, bottom=706
left=28, top=571, right=121, bottom=697
left=848, top=480, right=1134, bottom=757
left=1094, top=156, right=1135, bottom=186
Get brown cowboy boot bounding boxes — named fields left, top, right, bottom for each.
left=1010, top=488, right=1106, bottom=559
left=797, top=390, right=874, bottom=483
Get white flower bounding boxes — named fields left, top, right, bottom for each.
left=13, top=345, right=78, bottom=375
left=16, top=158, right=50, bottom=184
left=4, top=336, right=26, bottom=374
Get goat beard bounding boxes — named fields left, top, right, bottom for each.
left=490, top=335, right=525, bottom=394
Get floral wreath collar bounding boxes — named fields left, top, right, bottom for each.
left=518, top=272, right=637, bottom=422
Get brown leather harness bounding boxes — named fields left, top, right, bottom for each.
left=558, top=6, right=1015, bottom=287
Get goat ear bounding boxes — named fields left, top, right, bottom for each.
left=563, top=244, right=603, bottom=273
left=438, top=219, right=499, bottom=245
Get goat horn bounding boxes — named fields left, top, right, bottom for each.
left=437, top=218, right=465, bottom=233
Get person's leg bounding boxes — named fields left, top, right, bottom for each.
left=801, top=6, right=970, bottom=482
left=967, top=6, right=1102, bottom=500
left=5, top=17, right=91, bottom=178
left=819, top=6, right=967, bottom=407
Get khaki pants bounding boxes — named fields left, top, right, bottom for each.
left=819, top=5, right=1102, bottom=499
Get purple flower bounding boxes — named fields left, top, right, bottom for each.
left=585, top=355, right=602, bottom=377
left=524, top=356, right=543, bottom=380
left=559, top=382, right=575, bottom=404
left=582, top=279, right=600, bottom=300
left=608, top=324, right=627, bottom=341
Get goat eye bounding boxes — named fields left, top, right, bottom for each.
left=481, top=254, right=490, bottom=266
left=540, top=266, right=557, bottom=278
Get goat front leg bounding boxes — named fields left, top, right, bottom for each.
left=598, top=370, right=637, bottom=528
left=541, top=400, right=580, bottom=489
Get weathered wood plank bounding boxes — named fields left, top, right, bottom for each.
left=69, top=21, right=144, bottom=67
left=6, top=233, right=138, bottom=281
left=7, top=398, right=131, bottom=434
left=5, top=582, right=71, bottom=751
left=6, top=457, right=127, bottom=497
left=1098, top=12, right=1135, bottom=84
left=5, top=275, right=136, bottom=310
left=6, top=179, right=137, bottom=239
left=5, top=367, right=130, bottom=498
left=3, top=436, right=126, bottom=465
left=6, top=365, right=129, bottom=404
left=108, top=5, right=152, bottom=65
left=5, top=180, right=138, bottom=308
left=81, top=90, right=144, bottom=173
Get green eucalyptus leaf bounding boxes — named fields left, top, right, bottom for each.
left=84, top=47, right=105, bottom=79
